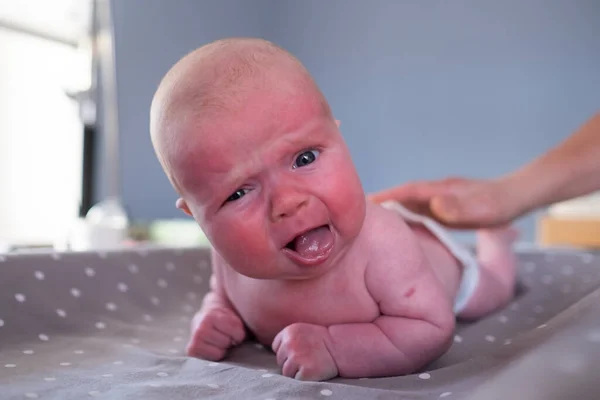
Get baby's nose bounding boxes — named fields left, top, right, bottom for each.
left=270, top=189, right=308, bottom=222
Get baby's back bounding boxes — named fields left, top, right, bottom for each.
left=410, top=224, right=462, bottom=299
left=364, top=202, right=462, bottom=302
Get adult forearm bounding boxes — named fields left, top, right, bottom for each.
left=504, top=112, right=600, bottom=215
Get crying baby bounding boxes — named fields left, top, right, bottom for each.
left=149, top=37, right=517, bottom=381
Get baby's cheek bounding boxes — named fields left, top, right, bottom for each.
left=211, top=221, right=272, bottom=271
left=325, top=165, right=365, bottom=233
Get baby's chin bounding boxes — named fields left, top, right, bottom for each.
left=230, top=258, right=334, bottom=281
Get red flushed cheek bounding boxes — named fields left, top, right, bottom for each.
left=208, top=215, right=274, bottom=273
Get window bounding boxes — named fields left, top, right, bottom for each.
left=0, top=0, right=92, bottom=248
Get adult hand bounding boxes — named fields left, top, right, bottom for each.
left=369, top=177, right=522, bottom=229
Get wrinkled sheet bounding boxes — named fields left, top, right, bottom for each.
left=0, top=246, right=599, bottom=399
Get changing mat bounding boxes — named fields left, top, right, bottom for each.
left=1, top=246, right=599, bottom=399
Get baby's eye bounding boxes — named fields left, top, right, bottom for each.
left=225, top=188, right=247, bottom=203
left=293, top=150, right=320, bottom=168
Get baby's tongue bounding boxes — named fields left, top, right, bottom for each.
left=293, top=226, right=333, bottom=258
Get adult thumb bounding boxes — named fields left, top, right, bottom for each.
left=430, top=194, right=463, bottom=224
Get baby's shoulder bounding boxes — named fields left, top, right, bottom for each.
left=363, top=201, right=430, bottom=276
left=363, top=201, right=417, bottom=246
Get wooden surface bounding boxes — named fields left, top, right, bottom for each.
left=538, top=215, right=600, bottom=248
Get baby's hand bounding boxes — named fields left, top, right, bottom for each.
left=272, top=322, right=338, bottom=381
left=186, top=306, right=246, bottom=361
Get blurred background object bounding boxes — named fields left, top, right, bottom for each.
left=538, top=191, right=600, bottom=249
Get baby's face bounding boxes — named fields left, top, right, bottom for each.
left=174, top=87, right=365, bottom=280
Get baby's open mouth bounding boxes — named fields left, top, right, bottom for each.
left=283, top=225, right=334, bottom=265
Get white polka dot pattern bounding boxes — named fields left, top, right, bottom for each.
left=0, top=248, right=598, bottom=399
left=485, top=335, right=496, bottom=343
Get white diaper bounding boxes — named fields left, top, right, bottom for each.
left=380, top=200, right=480, bottom=314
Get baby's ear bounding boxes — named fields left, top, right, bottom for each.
left=335, top=120, right=341, bottom=128
left=175, top=198, right=193, bottom=216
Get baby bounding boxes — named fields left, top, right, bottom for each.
left=149, top=38, right=517, bottom=381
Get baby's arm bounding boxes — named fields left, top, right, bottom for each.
left=273, top=214, right=455, bottom=380
left=327, top=216, right=454, bottom=377
left=326, top=266, right=454, bottom=378
left=187, top=250, right=246, bottom=361
left=329, top=217, right=454, bottom=379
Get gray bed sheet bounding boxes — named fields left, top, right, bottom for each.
left=0, top=246, right=599, bottom=399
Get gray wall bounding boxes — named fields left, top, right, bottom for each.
left=96, top=0, right=273, bottom=220
left=100, top=0, right=600, bottom=242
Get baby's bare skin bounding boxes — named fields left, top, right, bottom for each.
left=191, top=202, right=457, bottom=380
left=150, top=38, right=517, bottom=381
left=189, top=202, right=516, bottom=380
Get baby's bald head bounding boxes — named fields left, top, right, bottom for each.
left=150, top=38, right=330, bottom=192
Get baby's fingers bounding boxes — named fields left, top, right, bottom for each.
left=198, top=325, right=234, bottom=349
left=186, top=338, right=226, bottom=361
left=275, top=343, right=289, bottom=367
left=281, top=358, right=299, bottom=379
left=212, top=311, right=246, bottom=345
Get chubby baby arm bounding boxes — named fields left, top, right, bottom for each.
left=271, top=208, right=457, bottom=380
left=272, top=260, right=455, bottom=381
left=324, top=214, right=456, bottom=378
left=187, top=251, right=246, bottom=361
left=327, top=282, right=455, bottom=378
left=272, top=275, right=454, bottom=380
left=327, top=215, right=456, bottom=378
